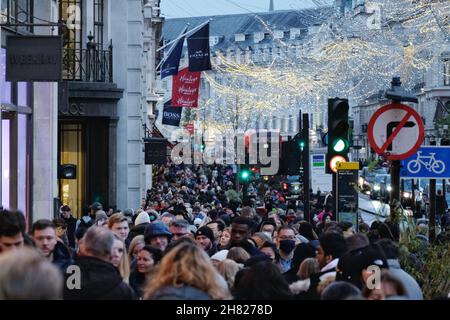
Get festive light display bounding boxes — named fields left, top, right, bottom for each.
left=194, top=0, right=450, bottom=133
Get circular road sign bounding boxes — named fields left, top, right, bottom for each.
left=368, top=103, right=424, bottom=161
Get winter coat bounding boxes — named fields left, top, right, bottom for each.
left=64, top=256, right=137, bottom=300
left=52, top=240, right=73, bottom=273
left=127, top=223, right=149, bottom=243
left=149, top=285, right=210, bottom=300
left=129, top=270, right=148, bottom=299
left=62, top=215, right=77, bottom=248
left=387, top=259, right=423, bottom=300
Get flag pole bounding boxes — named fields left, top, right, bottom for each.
left=157, top=25, right=189, bottom=71
left=157, top=18, right=212, bottom=53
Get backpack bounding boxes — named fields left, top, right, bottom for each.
left=75, top=217, right=93, bottom=239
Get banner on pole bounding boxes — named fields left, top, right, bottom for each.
left=172, top=67, right=201, bottom=108
left=162, top=100, right=183, bottom=127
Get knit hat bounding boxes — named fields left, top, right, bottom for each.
left=211, top=250, right=229, bottom=262
left=135, top=211, right=150, bottom=226
left=195, top=226, right=215, bottom=244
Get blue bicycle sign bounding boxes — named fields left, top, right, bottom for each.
left=401, top=146, right=450, bottom=179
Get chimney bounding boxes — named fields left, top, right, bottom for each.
left=269, top=0, right=274, bottom=11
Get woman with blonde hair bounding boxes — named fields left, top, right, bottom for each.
left=144, top=241, right=230, bottom=300
left=217, top=259, right=240, bottom=291
left=111, top=233, right=130, bottom=283
left=128, top=235, right=145, bottom=263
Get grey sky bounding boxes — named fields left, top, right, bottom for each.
left=160, top=0, right=324, bottom=19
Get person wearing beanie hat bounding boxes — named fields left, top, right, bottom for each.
left=126, top=212, right=151, bottom=244
left=144, top=221, right=172, bottom=252
left=135, top=211, right=150, bottom=226
left=210, top=249, right=229, bottom=267
left=195, top=226, right=218, bottom=257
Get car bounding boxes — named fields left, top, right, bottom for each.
left=283, top=175, right=302, bottom=196
left=370, top=174, right=391, bottom=202
left=360, top=166, right=388, bottom=195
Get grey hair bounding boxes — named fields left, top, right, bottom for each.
left=83, top=226, right=115, bottom=259
left=0, top=247, right=63, bottom=299
left=170, top=219, right=190, bottom=229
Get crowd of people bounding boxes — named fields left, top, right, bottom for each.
left=0, top=163, right=449, bottom=300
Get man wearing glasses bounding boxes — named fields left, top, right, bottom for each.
left=276, top=226, right=298, bottom=273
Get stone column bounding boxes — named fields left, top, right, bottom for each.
left=32, top=82, right=59, bottom=221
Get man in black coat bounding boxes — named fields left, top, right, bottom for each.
left=61, top=205, right=77, bottom=249
left=64, top=226, right=136, bottom=300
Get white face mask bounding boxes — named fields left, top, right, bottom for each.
left=263, top=232, right=272, bottom=240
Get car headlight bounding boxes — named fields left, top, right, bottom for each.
left=387, top=185, right=392, bottom=192
left=403, top=192, right=411, bottom=199
left=374, top=185, right=381, bottom=191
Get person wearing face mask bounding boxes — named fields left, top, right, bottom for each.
left=275, top=226, right=298, bottom=273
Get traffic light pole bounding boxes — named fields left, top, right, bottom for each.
left=302, top=113, right=311, bottom=223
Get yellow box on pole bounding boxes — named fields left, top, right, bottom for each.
left=336, top=162, right=359, bottom=170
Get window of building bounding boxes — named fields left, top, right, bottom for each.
left=60, top=0, right=83, bottom=79
left=444, top=59, right=450, bottom=86
left=1, top=47, right=31, bottom=216
left=1, top=48, right=11, bottom=104
left=1, top=0, right=33, bottom=32
left=94, top=0, right=104, bottom=49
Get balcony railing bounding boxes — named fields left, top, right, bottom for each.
left=62, top=41, right=113, bottom=82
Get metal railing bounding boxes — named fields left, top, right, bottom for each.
left=62, top=42, right=113, bottom=82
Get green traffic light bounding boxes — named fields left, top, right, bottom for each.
left=332, top=138, right=348, bottom=153
left=299, top=141, right=305, bottom=150
left=240, top=171, right=250, bottom=179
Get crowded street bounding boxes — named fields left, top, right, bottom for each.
left=1, top=0, right=450, bottom=304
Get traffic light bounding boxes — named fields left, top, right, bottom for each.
left=326, top=98, right=350, bottom=173
left=282, top=182, right=288, bottom=190
left=239, top=167, right=251, bottom=182
left=200, top=138, right=206, bottom=152
left=278, top=139, right=302, bottom=175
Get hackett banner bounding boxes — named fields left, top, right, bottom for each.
left=162, top=100, right=183, bottom=127
left=172, top=67, right=201, bottom=108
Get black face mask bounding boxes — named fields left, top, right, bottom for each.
left=279, top=239, right=296, bottom=253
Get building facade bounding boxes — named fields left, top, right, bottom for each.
left=1, top=0, right=162, bottom=222
left=160, top=1, right=449, bottom=160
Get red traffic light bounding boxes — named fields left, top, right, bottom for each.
left=282, top=183, right=288, bottom=190
left=328, top=155, right=347, bottom=173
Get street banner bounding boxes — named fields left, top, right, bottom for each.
left=161, top=26, right=187, bottom=79
left=187, top=22, right=212, bottom=71
left=172, top=67, right=201, bottom=108
left=162, top=100, right=183, bottom=127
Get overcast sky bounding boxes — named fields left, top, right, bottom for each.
left=160, top=0, right=324, bottom=19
